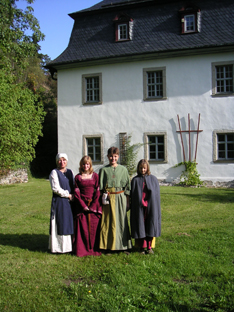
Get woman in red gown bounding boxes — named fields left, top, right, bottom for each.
left=73, top=156, right=102, bottom=257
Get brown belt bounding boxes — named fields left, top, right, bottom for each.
left=109, top=190, right=124, bottom=194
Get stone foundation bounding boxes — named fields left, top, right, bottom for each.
left=0, top=169, right=28, bottom=185
left=158, top=179, right=234, bottom=188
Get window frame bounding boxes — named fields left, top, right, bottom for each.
left=179, top=5, right=200, bottom=34
left=82, top=73, right=102, bottom=105
left=143, top=67, right=167, bottom=101
left=83, top=134, right=104, bottom=164
left=213, top=130, right=234, bottom=163
left=184, top=14, right=195, bottom=32
left=211, top=61, right=234, bottom=97
left=117, top=23, right=128, bottom=41
left=113, top=13, right=133, bottom=42
left=144, top=132, right=167, bottom=163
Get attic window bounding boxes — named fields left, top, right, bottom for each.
left=113, top=13, right=133, bottom=42
left=179, top=5, right=201, bottom=34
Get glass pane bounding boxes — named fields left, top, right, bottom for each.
left=150, top=152, right=156, bottom=159
left=158, top=152, right=164, bottom=159
left=95, top=152, right=101, bottom=161
left=227, top=134, right=234, bottom=142
left=227, top=151, right=234, bottom=158
left=87, top=138, right=93, bottom=145
left=218, top=143, right=225, bottom=151
left=87, top=147, right=94, bottom=157
left=218, top=151, right=225, bottom=158
left=157, top=136, right=164, bottom=143
left=217, top=134, right=225, bottom=142
left=94, top=138, right=100, bottom=146
left=149, top=136, right=155, bottom=144
left=227, top=143, right=234, bottom=151
left=158, top=145, right=164, bottom=152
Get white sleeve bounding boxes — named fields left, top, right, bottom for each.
left=49, top=170, right=70, bottom=198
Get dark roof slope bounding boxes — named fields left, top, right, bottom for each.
left=48, top=0, right=234, bottom=68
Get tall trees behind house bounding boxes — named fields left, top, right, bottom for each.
left=0, top=0, right=57, bottom=177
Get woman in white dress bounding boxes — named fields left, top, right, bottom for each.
left=48, top=153, right=74, bottom=253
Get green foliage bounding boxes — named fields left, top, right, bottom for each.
left=0, top=70, right=45, bottom=169
left=0, top=1, right=52, bottom=172
left=0, top=0, right=45, bottom=77
left=122, top=135, right=143, bottom=177
left=175, top=160, right=203, bottom=186
left=1, top=180, right=234, bottom=311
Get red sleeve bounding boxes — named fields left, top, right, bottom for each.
left=89, top=173, right=102, bottom=214
left=74, top=174, right=87, bottom=210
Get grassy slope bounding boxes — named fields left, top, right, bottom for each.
left=0, top=179, right=234, bottom=311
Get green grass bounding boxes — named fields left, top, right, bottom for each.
left=0, top=179, right=234, bottom=311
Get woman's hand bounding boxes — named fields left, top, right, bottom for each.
left=68, top=194, right=74, bottom=201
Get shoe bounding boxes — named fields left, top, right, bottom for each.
left=124, top=250, right=130, bottom=255
left=139, top=249, right=145, bottom=255
left=148, top=249, right=154, bottom=254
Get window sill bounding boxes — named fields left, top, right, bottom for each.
left=83, top=101, right=102, bottom=105
left=143, top=97, right=167, bottom=102
left=148, top=160, right=167, bottom=164
left=115, top=39, right=130, bottom=42
left=181, top=30, right=198, bottom=34
left=92, top=160, right=104, bottom=165
left=211, top=93, right=234, bottom=98
left=213, top=159, right=234, bottom=163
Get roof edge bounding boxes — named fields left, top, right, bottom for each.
left=45, top=44, right=234, bottom=71
left=69, top=0, right=175, bottom=19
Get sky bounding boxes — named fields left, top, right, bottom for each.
left=16, top=0, right=99, bottom=60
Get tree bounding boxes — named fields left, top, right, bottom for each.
left=0, top=0, right=46, bottom=170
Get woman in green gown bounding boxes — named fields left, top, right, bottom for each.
left=99, top=147, right=132, bottom=251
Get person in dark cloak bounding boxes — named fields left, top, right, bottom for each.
left=130, top=159, right=161, bottom=254
left=49, top=153, right=74, bottom=253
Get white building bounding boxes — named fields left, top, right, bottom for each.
left=47, top=0, right=234, bottom=184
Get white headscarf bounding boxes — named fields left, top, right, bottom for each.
left=56, top=153, right=68, bottom=165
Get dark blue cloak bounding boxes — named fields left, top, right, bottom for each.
left=130, top=174, right=161, bottom=238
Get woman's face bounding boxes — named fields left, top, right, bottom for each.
left=83, top=161, right=91, bottom=173
left=58, top=157, right=67, bottom=169
left=139, top=164, right=147, bottom=176
left=108, top=153, right=119, bottom=167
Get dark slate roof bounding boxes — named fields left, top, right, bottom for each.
left=47, top=0, right=234, bottom=68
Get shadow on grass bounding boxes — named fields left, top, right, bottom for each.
left=0, top=233, right=48, bottom=252
left=171, top=188, right=234, bottom=203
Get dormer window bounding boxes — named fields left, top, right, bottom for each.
left=113, top=13, right=133, bottom=42
left=184, top=14, right=195, bottom=32
left=179, top=5, right=201, bottom=34
left=118, top=24, right=128, bottom=41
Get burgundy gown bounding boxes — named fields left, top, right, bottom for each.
left=73, top=172, right=102, bottom=257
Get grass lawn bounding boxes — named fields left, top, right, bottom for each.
left=0, top=179, right=234, bottom=312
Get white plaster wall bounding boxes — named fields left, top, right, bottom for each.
left=57, top=52, right=234, bottom=181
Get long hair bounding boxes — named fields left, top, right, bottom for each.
left=137, top=159, right=151, bottom=175
left=79, top=155, right=94, bottom=174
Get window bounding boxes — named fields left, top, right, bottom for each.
left=179, top=5, right=201, bottom=34
left=82, top=73, right=102, bottom=104
left=113, top=13, right=133, bottom=42
left=143, top=67, right=166, bottom=101
left=144, top=132, right=167, bottom=163
left=184, top=15, right=195, bottom=32
left=212, top=61, right=234, bottom=96
left=118, top=24, right=128, bottom=41
left=213, top=130, right=234, bottom=162
left=83, top=134, right=104, bottom=164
